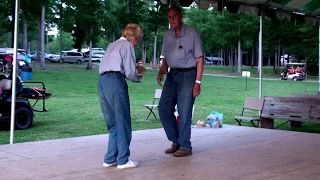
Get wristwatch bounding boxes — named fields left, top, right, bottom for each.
left=195, top=80, right=201, bottom=84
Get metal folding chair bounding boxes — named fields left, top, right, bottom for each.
left=145, top=89, right=162, bottom=120
left=234, top=97, right=264, bottom=127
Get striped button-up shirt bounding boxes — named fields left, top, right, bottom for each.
left=99, top=37, right=137, bottom=81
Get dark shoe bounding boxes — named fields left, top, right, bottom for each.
left=173, top=148, right=192, bottom=157
left=165, top=143, right=180, bottom=154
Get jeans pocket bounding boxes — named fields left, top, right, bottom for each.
left=122, top=76, right=128, bottom=88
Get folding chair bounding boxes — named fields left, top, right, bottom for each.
left=145, top=89, right=162, bottom=120
left=234, top=97, right=264, bottom=127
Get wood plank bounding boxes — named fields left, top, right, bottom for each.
left=292, top=94, right=320, bottom=98
left=264, top=96, right=320, bottom=105
left=259, top=117, right=274, bottom=128
left=260, top=115, right=320, bottom=123
left=262, top=105, right=310, bottom=112
left=264, top=101, right=319, bottom=106
left=234, top=116, right=259, bottom=121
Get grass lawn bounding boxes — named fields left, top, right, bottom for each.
left=0, top=63, right=319, bottom=144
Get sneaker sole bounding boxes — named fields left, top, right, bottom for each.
left=173, top=152, right=192, bottom=157
left=103, top=162, right=117, bottom=167
left=117, top=165, right=138, bottom=169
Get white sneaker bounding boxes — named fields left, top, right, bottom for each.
left=117, top=160, right=139, bottom=169
left=103, top=161, right=117, bottom=167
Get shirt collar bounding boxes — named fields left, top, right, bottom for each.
left=171, top=23, right=186, bottom=37
left=119, top=37, right=127, bottom=41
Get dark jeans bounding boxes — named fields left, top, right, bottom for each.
left=98, top=73, right=132, bottom=165
left=158, top=69, right=196, bottom=151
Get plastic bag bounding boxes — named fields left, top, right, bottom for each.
left=206, top=111, right=223, bottom=128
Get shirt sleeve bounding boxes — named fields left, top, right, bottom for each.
left=161, top=32, right=167, bottom=57
left=122, top=43, right=137, bottom=81
left=193, top=31, right=203, bottom=59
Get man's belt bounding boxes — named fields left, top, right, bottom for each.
left=100, top=71, right=121, bottom=76
left=170, top=67, right=196, bottom=71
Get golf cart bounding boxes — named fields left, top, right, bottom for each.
left=279, top=63, right=306, bottom=81
left=0, top=60, right=52, bottom=130
left=0, top=74, right=34, bottom=130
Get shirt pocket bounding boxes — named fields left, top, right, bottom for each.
left=176, top=47, right=193, bottom=66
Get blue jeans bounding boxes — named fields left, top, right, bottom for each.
left=158, top=69, right=196, bottom=151
left=98, top=73, right=132, bottom=165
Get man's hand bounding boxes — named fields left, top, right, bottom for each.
left=157, top=73, right=164, bottom=87
left=193, top=83, right=201, bottom=97
left=136, top=66, right=146, bottom=74
left=137, top=74, right=143, bottom=80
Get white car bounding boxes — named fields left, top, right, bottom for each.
left=30, top=52, right=50, bottom=62
left=83, top=52, right=104, bottom=62
left=61, top=51, right=84, bottom=64
left=48, top=54, right=61, bottom=63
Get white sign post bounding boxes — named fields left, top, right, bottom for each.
left=242, top=71, right=251, bottom=91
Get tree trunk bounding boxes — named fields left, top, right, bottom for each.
left=152, top=31, right=158, bottom=69
left=246, top=52, right=248, bottom=66
left=143, top=40, right=147, bottom=63
left=251, top=46, right=254, bottom=68
left=40, top=0, right=46, bottom=70
left=267, top=56, right=271, bottom=66
left=28, top=42, right=31, bottom=53
left=228, top=51, right=231, bottom=67
left=59, top=1, right=63, bottom=62
left=277, top=39, right=281, bottom=68
left=86, top=25, right=93, bottom=70
left=219, top=49, right=222, bottom=65
left=237, top=40, right=242, bottom=73
left=59, top=29, right=63, bottom=61
left=230, top=48, right=234, bottom=72
left=127, top=0, right=130, bottom=13
left=11, top=0, right=15, bottom=48
left=235, top=51, right=238, bottom=67
left=223, top=50, right=225, bottom=66
left=274, top=51, right=277, bottom=69
left=142, top=39, right=145, bottom=63
left=37, top=22, right=41, bottom=61
left=23, top=9, right=28, bottom=52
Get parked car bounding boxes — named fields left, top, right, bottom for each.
left=205, top=57, right=223, bottom=65
left=83, top=51, right=104, bottom=62
left=30, top=52, right=49, bottom=62
left=91, top=48, right=105, bottom=54
left=61, top=52, right=84, bottom=64
left=205, top=60, right=213, bottom=65
left=48, top=54, right=61, bottom=63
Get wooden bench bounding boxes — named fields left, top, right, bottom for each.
left=260, top=96, right=320, bottom=129
left=292, top=94, right=320, bottom=98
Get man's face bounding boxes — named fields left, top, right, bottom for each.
left=168, top=9, right=182, bottom=29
